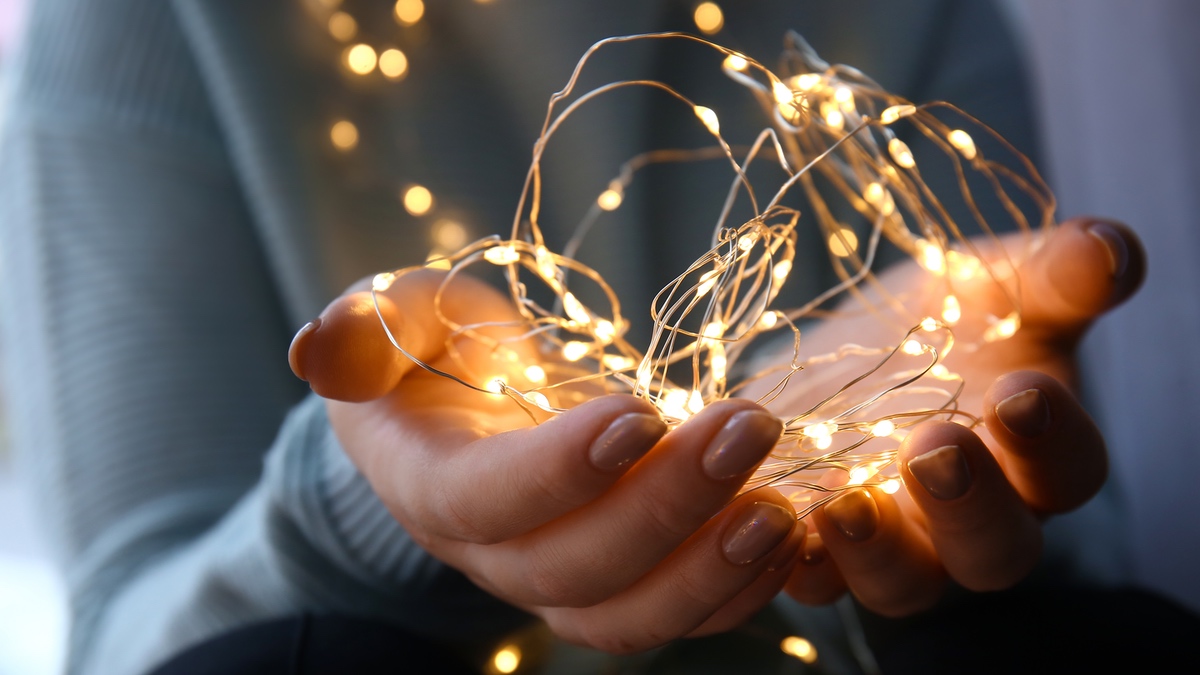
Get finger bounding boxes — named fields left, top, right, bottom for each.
left=984, top=370, right=1107, bottom=514
left=290, top=269, right=517, bottom=401
left=813, top=487, right=946, bottom=617
left=540, top=489, right=797, bottom=654
left=784, top=531, right=848, bottom=606
left=1019, top=217, right=1145, bottom=337
left=468, top=400, right=783, bottom=608
left=900, top=421, right=1042, bottom=591
left=383, top=394, right=667, bottom=544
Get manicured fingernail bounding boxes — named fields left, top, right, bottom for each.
left=802, top=532, right=827, bottom=566
left=723, top=502, right=795, bottom=565
left=288, top=318, right=321, bottom=380
left=1087, top=221, right=1129, bottom=278
left=703, top=410, right=783, bottom=479
left=588, top=413, right=667, bottom=471
left=907, top=445, right=971, bottom=500
left=996, top=388, right=1051, bottom=438
left=824, top=489, right=878, bottom=542
left=766, top=521, right=806, bottom=571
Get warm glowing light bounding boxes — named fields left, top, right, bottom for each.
left=791, top=73, right=821, bottom=92
left=942, top=295, right=962, bottom=324
left=635, top=362, right=654, bottom=390
left=773, top=259, right=792, bottom=282
left=920, top=241, right=946, bottom=275
left=986, top=313, right=1021, bottom=341
left=697, top=269, right=721, bottom=296
left=803, top=422, right=835, bottom=439
left=394, top=0, right=425, bottom=25
left=328, top=12, right=357, bottom=41
left=834, top=85, right=854, bottom=108
left=871, top=420, right=896, bottom=437
left=738, top=231, right=760, bottom=251
left=821, top=101, right=844, bottom=130
left=345, top=44, right=377, bottom=75
left=947, top=250, right=981, bottom=280
left=693, top=2, right=724, bottom=35
left=330, top=120, right=359, bottom=150
left=710, top=345, right=727, bottom=381
left=694, top=105, right=721, bottom=135
left=484, top=378, right=506, bottom=395
left=372, top=272, right=395, bottom=292
left=758, top=311, right=778, bottom=329
left=594, top=319, right=616, bottom=343
left=864, top=182, right=895, bottom=216
left=881, top=479, right=901, bottom=494
left=535, top=245, right=558, bottom=281
left=827, top=227, right=858, bottom=257
left=524, top=365, right=546, bottom=383
left=660, top=388, right=691, bottom=420
left=902, top=339, right=924, bottom=355
left=880, top=104, right=916, bottom=125
left=848, top=466, right=871, bottom=484
left=687, top=389, right=705, bottom=413
left=424, top=252, right=451, bottom=270
left=525, top=391, right=550, bottom=409
left=379, top=48, right=409, bottom=79
left=781, top=636, right=817, bottom=663
left=403, top=184, right=434, bottom=216
left=562, top=341, right=590, bottom=362
left=920, top=316, right=939, bottom=332
left=702, top=321, right=727, bottom=341
left=432, top=220, right=467, bottom=250
left=815, top=435, right=833, bottom=450
left=562, top=292, right=591, bottom=325
left=602, top=354, right=634, bottom=371
left=948, top=129, right=977, bottom=160
left=931, top=364, right=951, bottom=379
left=772, top=80, right=793, bottom=105
left=723, top=54, right=748, bottom=71
left=484, top=245, right=520, bottom=266
left=888, top=138, right=915, bottom=169
left=492, top=645, right=521, bottom=674
left=597, top=188, right=623, bottom=211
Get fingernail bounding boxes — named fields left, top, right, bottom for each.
left=702, top=410, right=783, bottom=479
left=907, top=445, right=971, bottom=500
left=802, top=532, right=827, bottom=566
left=824, top=489, right=878, bottom=542
left=1087, top=222, right=1129, bottom=278
left=766, top=521, right=807, bottom=571
left=288, top=318, right=321, bottom=380
left=588, top=413, right=667, bottom=471
left=995, top=388, right=1051, bottom=438
left=723, top=502, right=795, bottom=565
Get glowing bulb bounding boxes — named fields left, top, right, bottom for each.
left=710, top=348, right=727, bottom=382
left=948, top=129, right=977, bottom=160
left=738, top=231, right=760, bottom=251
left=693, top=2, right=724, bottom=35
left=562, top=341, right=589, bottom=362
left=985, top=312, right=1021, bottom=341
left=535, top=245, right=558, bottom=281
left=403, top=184, right=434, bottom=216
left=781, top=636, right=817, bottom=664
left=834, top=85, right=854, bottom=109
left=484, top=244, right=520, bottom=265
left=902, top=339, right=924, bottom=355
left=880, top=104, right=917, bottom=125
left=803, top=422, right=834, bottom=439
left=820, top=100, right=844, bottom=130
left=930, top=364, right=951, bottom=379
left=594, top=319, right=616, bottom=343
left=524, top=364, right=546, bottom=383
left=431, top=219, right=467, bottom=250
left=773, top=258, right=792, bottom=282
left=345, top=44, right=377, bottom=75
left=484, top=378, right=506, bottom=395
left=524, top=391, right=550, bottom=409
left=758, top=311, right=778, bottom=329
left=328, top=12, right=357, bottom=41
left=687, top=389, right=705, bottom=413
left=602, top=354, right=634, bottom=371
left=372, top=272, right=395, bottom=292
left=694, top=105, right=720, bottom=135
left=772, top=80, right=793, bottom=105
left=597, top=188, right=623, bottom=211
left=947, top=250, right=981, bottom=280
left=330, top=120, right=359, bottom=150
left=394, top=0, right=425, bottom=25
left=921, top=316, right=939, bottom=332
left=864, top=182, right=895, bottom=216
left=888, top=138, right=916, bottom=169
left=791, top=73, right=822, bottom=92
left=379, top=48, right=409, bottom=79
left=920, top=241, right=946, bottom=275
left=562, top=292, right=591, bottom=325
left=871, top=420, right=896, bottom=437
left=827, top=227, right=858, bottom=257
left=815, top=435, right=833, bottom=450
left=702, top=321, right=727, bottom=343
left=942, top=295, right=962, bottom=325
left=723, top=54, right=748, bottom=71
left=424, top=253, right=451, bottom=270
left=635, top=362, right=654, bottom=390
left=492, top=645, right=521, bottom=674
left=881, top=479, right=901, bottom=494
left=697, top=269, right=721, bottom=297
left=849, top=466, right=871, bottom=484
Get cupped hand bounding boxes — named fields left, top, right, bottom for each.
left=783, top=217, right=1146, bottom=616
left=289, top=269, right=805, bottom=653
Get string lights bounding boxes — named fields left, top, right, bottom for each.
left=364, top=31, right=1054, bottom=517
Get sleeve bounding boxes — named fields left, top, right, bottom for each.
left=0, top=2, right=526, bottom=674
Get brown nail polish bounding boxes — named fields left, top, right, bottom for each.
left=288, top=318, right=321, bottom=381
left=766, top=521, right=806, bottom=571
left=907, top=445, right=971, bottom=500
left=702, top=410, right=783, bottom=479
left=995, top=388, right=1051, bottom=438
left=722, top=502, right=795, bottom=565
left=824, top=489, right=878, bottom=542
left=1087, top=222, right=1129, bottom=278
left=588, top=413, right=667, bottom=471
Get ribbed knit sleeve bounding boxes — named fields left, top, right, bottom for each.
left=0, top=1, right=526, bottom=674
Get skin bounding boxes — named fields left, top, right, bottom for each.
left=288, top=216, right=1145, bottom=650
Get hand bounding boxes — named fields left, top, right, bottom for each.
left=781, top=217, right=1146, bottom=616
left=289, top=270, right=806, bottom=653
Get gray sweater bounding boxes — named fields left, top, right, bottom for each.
left=0, top=1, right=1046, bottom=673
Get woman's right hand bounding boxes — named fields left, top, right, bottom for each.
left=288, top=269, right=801, bottom=653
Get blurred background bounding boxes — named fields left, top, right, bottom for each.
left=0, top=1, right=1194, bottom=674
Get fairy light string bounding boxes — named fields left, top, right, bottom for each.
left=363, top=30, right=1053, bottom=516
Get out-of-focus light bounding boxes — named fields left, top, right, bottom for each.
left=379, top=48, right=409, bottom=79
left=723, top=53, right=748, bottom=71
left=403, top=184, right=434, bottom=216
left=827, top=228, right=858, bottom=257
left=330, top=120, right=359, bottom=150
left=693, top=2, right=724, bottom=35
left=345, top=44, right=377, bottom=75
left=432, top=219, right=468, bottom=250
left=328, top=12, right=357, bottom=41
left=394, top=0, right=425, bottom=25
left=597, top=188, right=623, bottom=211
left=694, top=105, right=720, bottom=135
left=781, top=636, right=817, bottom=663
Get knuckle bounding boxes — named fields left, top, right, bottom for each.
left=522, top=545, right=603, bottom=607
